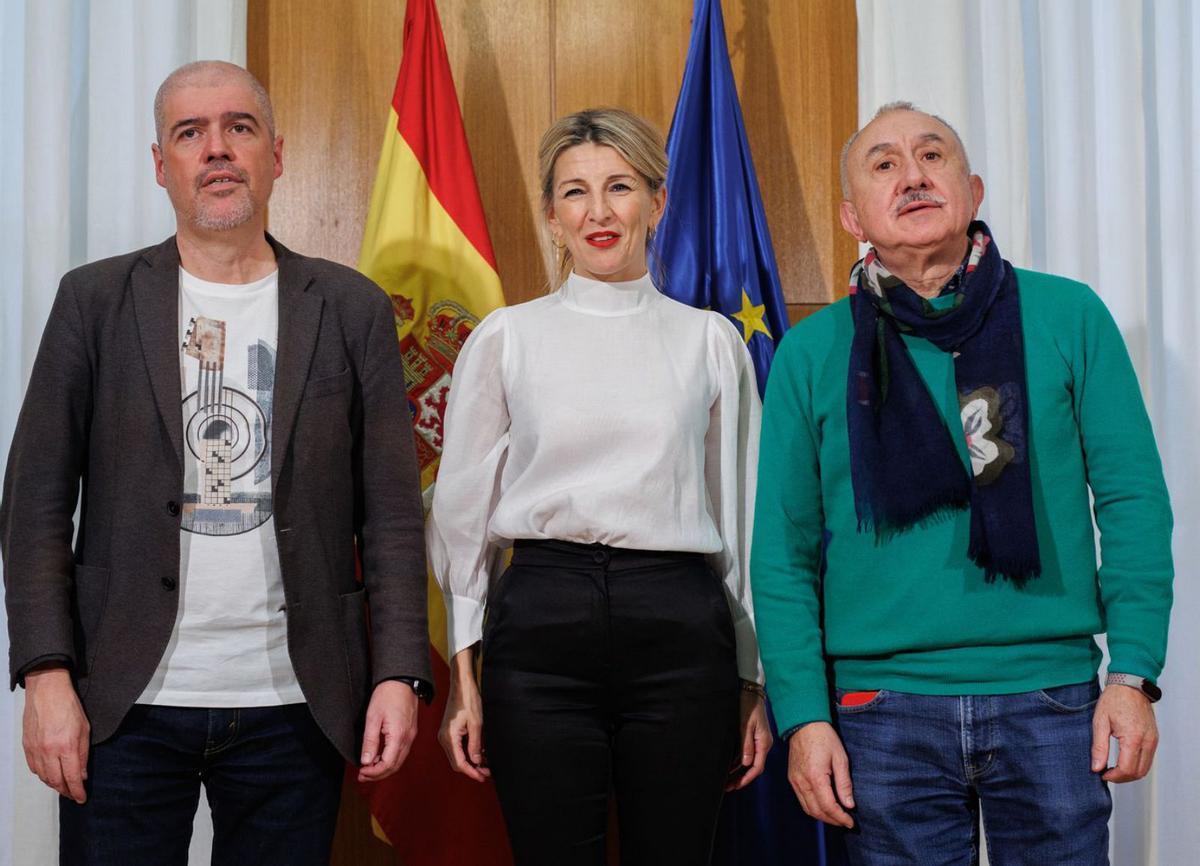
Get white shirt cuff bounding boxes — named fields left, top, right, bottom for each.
left=444, top=593, right=485, bottom=659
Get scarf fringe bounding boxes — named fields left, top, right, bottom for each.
left=969, top=541, right=1043, bottom=587
left=857, top=499, right=968, bottom=545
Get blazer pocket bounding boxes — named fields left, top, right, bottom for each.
left=338, top=587, right=371, bottom=705
left=72, top=564, right=111, bottom=672
left=305, top=365, right=352, bottom=399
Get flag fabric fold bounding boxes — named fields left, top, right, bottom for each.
left=356, top=1, right=509, bottom=863
left=653, top=0, right=790, bottom=395
left=654, top=1, right=845, bottom=863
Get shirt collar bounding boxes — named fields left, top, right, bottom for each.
left=557, top=270, right=659, bottom=317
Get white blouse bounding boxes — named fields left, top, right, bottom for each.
left=427, top=271, right=764, bottom=682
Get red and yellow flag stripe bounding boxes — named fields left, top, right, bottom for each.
left=356, top=1, right=508, bottom=863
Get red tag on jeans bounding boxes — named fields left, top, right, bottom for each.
left=840, top=690, right=880, bottom=707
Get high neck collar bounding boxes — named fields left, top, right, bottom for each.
left=557, top=271, right=659, bottom=317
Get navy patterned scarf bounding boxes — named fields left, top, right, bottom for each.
left=846, top=221, right=1041, bottom=583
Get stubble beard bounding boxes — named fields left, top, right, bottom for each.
left=190, top=191, right=255, bottom=232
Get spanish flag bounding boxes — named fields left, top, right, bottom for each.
left=356, top=0, right=509, bottom=862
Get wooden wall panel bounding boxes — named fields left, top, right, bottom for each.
left=253, top=0, right=857, bottom=313
left=725, top=0, right=859, bottom=307
left=250, top=0, right=553, bottom=303
left=248, top=0, right=405, bottom=269
left=553, top=0, right=858, bottom=315
left=440, top=0, right=553, bottom=304
left=552, top=0, right=693, bottom=125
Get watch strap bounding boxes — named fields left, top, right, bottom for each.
left=388, top=676, right=435, bottom=704
left=1105, top=672, right=1161, bottom=703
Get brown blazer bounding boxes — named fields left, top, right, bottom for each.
left=1, top=235, right=431, bottom=762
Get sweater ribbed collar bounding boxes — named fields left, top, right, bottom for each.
left=557, top=270, right=659, bottom=317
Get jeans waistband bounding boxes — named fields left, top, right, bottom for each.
left=511, top=538, right=707, bottom=572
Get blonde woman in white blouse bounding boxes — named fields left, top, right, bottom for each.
left=429, top=108, right=770, bottom=866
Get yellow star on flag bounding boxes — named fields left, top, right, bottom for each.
left=731, top=289, right=772, bottom=344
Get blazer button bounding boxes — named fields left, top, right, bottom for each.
left=161, top=576, right=177, bottom=591
left=166, top=500, right=180, bottom=516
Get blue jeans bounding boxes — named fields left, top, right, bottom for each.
left=59, top=704, right=344, bottom=866
left=834, top=681, right=1111, bottom=866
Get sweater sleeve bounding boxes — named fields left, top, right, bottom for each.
left=1073, top=288, right=1173, bottom=681
left=704, top=315, right=764, bottom=683
left=750, top=330, right=831, bottom=729
left=426, top=308, right=510, bottom=659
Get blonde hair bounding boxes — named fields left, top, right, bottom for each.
left=537, top=108, right=668, bottom=288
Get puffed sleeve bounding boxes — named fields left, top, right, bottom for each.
left=704, top=314, right=765, bottom=683
left=427, top=308, right=510, bottom=659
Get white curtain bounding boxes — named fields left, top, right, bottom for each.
left=0, top=2, right=246, bottom=864
left=857, top=1, right=1199, bottom=864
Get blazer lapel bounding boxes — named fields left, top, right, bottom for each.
left=270, top=238, right=323, bottom=484
left=132, top=237, right=185, bottom=469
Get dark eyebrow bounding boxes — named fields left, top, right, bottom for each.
left=223, top=111, right=259, bottom=128
left=169, top=117, right=207, bottom=137
left=168, top=112, right=260, bottom=138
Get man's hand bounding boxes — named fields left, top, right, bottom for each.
left=437, top=647, right=489, bottom=782
left=23, top=666, right=90, bottom=804
left=788, top=721, right=855, bottom=828
left=1092, top=684, right=1158, bottom=782
left=727, top=689, right=772, bottom=791
left=357, top=680, right=419, bottom=783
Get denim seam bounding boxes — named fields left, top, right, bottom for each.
left=1035, top=690, right=1100, bottom=714
left=959, top=697, right=974, bottom=782
left=203, top=709, right=241, bottom=757
left=973, top=696, right=998, bottom=779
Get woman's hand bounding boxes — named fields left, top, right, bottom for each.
left=728, top=685, right=772, bottom=790
left=437, top=645, right=490, bottom=782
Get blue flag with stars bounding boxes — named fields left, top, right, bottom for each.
left=653, top=0, right=789, bottom=396
left=655, top=2, right=845, bottom=865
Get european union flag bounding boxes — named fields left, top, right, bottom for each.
left=655, top=2, right=844, bottom=864
left=653, top=0, right=789, bottom=397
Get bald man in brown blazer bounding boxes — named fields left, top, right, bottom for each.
left=1, top=61, right=431, bottom=866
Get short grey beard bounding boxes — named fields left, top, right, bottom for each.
left=190, top=195, right=255, bottom=231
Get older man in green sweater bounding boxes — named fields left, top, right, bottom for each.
left=752, top=102, right=1173, bottom=865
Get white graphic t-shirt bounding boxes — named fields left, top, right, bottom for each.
left=138, top=267, right=303, bottom=706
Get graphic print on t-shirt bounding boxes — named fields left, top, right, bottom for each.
left=180, top=315, right=275, bottom=535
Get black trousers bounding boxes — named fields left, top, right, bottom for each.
left=482, top=539, right=740, bottom=866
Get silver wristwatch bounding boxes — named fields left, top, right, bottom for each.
left=1105, top=672, right=1162, bottom=703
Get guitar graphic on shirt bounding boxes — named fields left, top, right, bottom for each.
left=180, top=316, right=274, bottom=536
left=182, top=316, right=236, bottom=505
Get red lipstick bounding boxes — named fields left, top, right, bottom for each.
left=585, top=231, right=620, bottom=249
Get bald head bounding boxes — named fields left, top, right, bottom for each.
left=154, top=61, right=275, bottom=145
left=840, top=101, right=970, bottom=198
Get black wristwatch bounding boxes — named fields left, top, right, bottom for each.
left=389, top=676, right=435, bottom=704
left=1105, top=672, right=1162, bottom=703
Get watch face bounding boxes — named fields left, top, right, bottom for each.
left=1142, top=680, right=1163, bottom=702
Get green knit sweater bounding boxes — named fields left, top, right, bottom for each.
left=751, top=269, right=1173, bottom=732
